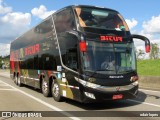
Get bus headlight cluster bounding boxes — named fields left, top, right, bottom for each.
left=132, top=81, right=138, bottom=86
left=84, top=92, right=96, bottom=99
left=86, top=82, right=101, bottom=88
left=75, top=77, right=100, bottom=88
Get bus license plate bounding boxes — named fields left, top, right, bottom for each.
left=112, top=94, right=123, bottom=100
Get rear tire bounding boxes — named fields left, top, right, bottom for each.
left=17, top=76, right=22, bottom=87
left=12, top=73, right=15, bottom=81
left=51, top=80, right=63, bottom=102
left=41, top=78, right=51, bottom=97
left=15, top=75, right=18, bottom=85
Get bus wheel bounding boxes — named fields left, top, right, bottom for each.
left=41, top=79, right=51, bottom=97
left=17, top=76, right=22, bottom=87
left=51, top=80, right=63, bottom=102
left=15, top=75, right=18, bottom=85
left=12, top=73, right=16, bottom=81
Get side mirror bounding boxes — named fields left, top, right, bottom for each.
left=131, top=34, right=150, bottom=53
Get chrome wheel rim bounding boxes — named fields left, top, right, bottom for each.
left=15, top=77, right=18, bottom=84
left=52, top=83, right=59, bottom=97
left=42, top=80, right=48, bottom=93
left=17, top=77, right=20, bottom=85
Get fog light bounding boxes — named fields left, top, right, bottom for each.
left=130, top=75, right=138, bottom=82
left=132, top=81, right=138, bottom=86
left=84, top=92, right=96, bottom=99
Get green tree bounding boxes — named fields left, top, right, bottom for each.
left=149, top=43, right=159, bottom=59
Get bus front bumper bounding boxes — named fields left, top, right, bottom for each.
left=81, top=81, right=139, bottom=102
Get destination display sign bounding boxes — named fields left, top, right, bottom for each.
left=100, top=36, right=123, bottom=42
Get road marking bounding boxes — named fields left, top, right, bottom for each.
left=0, top=84, right=9, bottom=86
left=0, top=81, right=11, bottom=86
left=128, top=99, right=160, bottom=108
left=0, top=89, right=17, bottom=91
left=0, top=80, right=81, bottom=120
left=0, top=74, right=10, bottom=78
left=139, top=89, right=160, bottom=93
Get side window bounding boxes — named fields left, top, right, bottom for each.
left=34, top=16, right=53, bottom=42
left=20, top=59, right=27, bottom=69
left=61, top=35, right=79, bottom=71
left=54, top=9, right=76, bottom=33
left=34, top=55, right=39, bottom=69
left=38, top=54, right=43, bottom=70
left=39, top=35, right=58, bottom=70
left=35, top=16, right=53, bottom=34
left=54, top=8, right=78, bottom=71
left=65, top=49, right=78, bottom=70
left=20, top=56, right=33, bottom=69
left=38, top=54, right=57, bottom=70
left=43, top=54, right=57, bottom=70
left=27, top=56, right=34, bottom=69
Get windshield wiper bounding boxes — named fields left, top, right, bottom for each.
left=119, top=70, right=134, bottom=73
left=84, top=69, right=115, bottom=77
left=96, top=69, right=114, bottom=72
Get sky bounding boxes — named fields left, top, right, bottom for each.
left=0, top=0, right=160, bottom=56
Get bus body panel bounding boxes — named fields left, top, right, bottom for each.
left=10, top=5, right=141, bottom=103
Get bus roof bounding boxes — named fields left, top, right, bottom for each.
left=11, top=5, right=119, bottom=43
left=70, top=5, right=118, bottom=13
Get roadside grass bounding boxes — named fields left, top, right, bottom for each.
left=137, top=59, right=160, bottom=76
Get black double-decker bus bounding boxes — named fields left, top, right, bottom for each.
left=10, top=5, right=150, bottom=102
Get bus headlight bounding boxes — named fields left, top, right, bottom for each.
left=86, top=82, right=101, bottom=88
left=132, top=81, right=138, bottom=86
left=84, top=92, right=96, bottom=99
left=75, top=77, right=101, bottom=88
left=130, top=75, right=138, bottom=82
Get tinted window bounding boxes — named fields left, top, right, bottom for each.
left=34, top=55, right=38, bottom=69
left=27, top=56, right=34, bottom=69
left=11, top=29, right=35, bottom=51
left=35, top=17, right=53, bottom=34
left=34, top=16, right=53, bottom=43
left=64, top=48, right=78, bottom=70
left=54, top=8, right=78, bottom=71
left=20, top=59, right=27, bottom=69
left=75, top=7, right=129, bottom=31
left=60, top=35, right=79, bottom=71
left=54, top=9, right=76, bottom=33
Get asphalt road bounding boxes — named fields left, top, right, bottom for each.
left=0, top=70, right=159, bottom=120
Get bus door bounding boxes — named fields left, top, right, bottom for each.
left=60, top=46, right=81, bottom=101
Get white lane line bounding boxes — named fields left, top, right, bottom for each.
left=0, top=84, right=9, bottom=86
left=0, top=89, right=18, bottom=91
left=139, top=89, right=160, bottom=93
left=128, top=99, right=160, bottom=108
left=0, top=75, right=10, bottom=78
left=0, top=80, right=81, bottom=120
left=0, top=82, right=10, bottom=85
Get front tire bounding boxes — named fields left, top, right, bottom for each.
left=51, top=80, right=63, bottom=102
left=41, top=78, right=51, bottom=97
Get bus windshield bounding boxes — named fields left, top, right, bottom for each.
left=83, top=41, right=136, bottom=74
left=75, top=7, right=129, bottom=31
